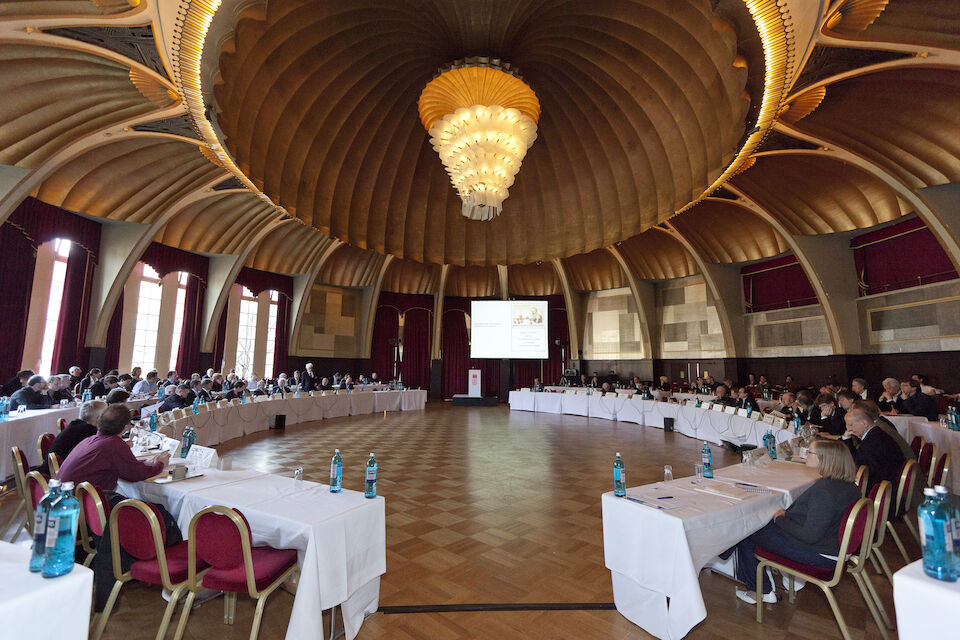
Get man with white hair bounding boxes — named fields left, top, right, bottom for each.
left=41, top=399, right=108, bottom=475
left=68, top=366, right=83, bottom=390
left=877, top=378, right=902, bottom=413
left=302, top=362, right=317, bottom=392
left=47, top=375, right=73, bottom=404
left=247, top=373, right=260, bottom=392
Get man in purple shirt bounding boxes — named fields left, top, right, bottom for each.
left=56, top=404, right=170, bottom=491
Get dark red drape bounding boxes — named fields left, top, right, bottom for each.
left=51, top=244, right=95, bottom=374
left=442, top=309, right=469, bottom=397
left=176, top=275, right=203, bottom=376
left=9, top=197, right=100, bottom=256
left=513, top=360, right=541, bottom=389
left=140, top=242, right=208, bottom=282
left=273, top=295, right=289, bottom=376
left=546, top=305, right=569, bottom=386
left=104, top=292, right=123, bottom=372
left=0, top=223, right=36, bottom=377
left=371, top=306, right=399, bottom=380
left=400, top=308, right=431, bottom=389
left=235, top=267, right=294, bottom=298
left=468, top=356, right=501, bottom=399
left=851, top=217, right=957, bottom=296
left=741, top=254, right=818, bottom=313
left=213, top=308, right=228, bottom=373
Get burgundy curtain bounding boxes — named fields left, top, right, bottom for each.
left=371, top=306, right=399, bottom=380
left=176, top=275, right=203, bottom=376
left=273, top=295, right=290, bottom=376
left=104, top=291, right=123, bottom=372
left=400, top=308, right=431, bottom=389
left=442, top=309, right=469, bottom=397
left=851, top=217, right=957, bottom=296
left=9, top=197, right=100, bottom=256
left=468, top=357, right=501, bottom=399
left=236, top=267, right=293, bottom=298
left=513, top=359, right=541, bottom=389
left=140, top=242, right=208, bottom=281
left=0, top=223, right=36, bottom=377
left=546, top=298, right=569, bottom=386
left=213, top=308, right=228, bottom=373
left=741, top=254, right=818, bottom=313
left=51, top=244, right=95, bottom=374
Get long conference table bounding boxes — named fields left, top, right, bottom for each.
left=153, top=390, right=427, bottom=447
left=885, top=414, right=960, bottom=493
left=603, top=460, right=819, bottom=639
left=508, top=391, right=795, bottom=451
left=119, top=468, right=384, bottom=640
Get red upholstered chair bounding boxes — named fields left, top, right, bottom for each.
left=887, top=459, right=920, bottom=563
left=930, top=452, right=951, bottom=489
left=918, top=443, right=937, bottom=487
left=47, top=452, right=62, bottom=476
left=855, top=465, right=869, bottom=498
left=174, top=505, right=299, bottom=640
left=25, top=471, right=49, bottom=512
left=755, top=498, right=888, bottom=640
left=57, top=417, right=68, bottom=433
left=76, top=482, right=110, bottom=567
left=867, top=481, right=895, bottom=585
left=92, top=499, right=205, bottom=640
left=910, top=436, right=924, bottom=459
left=2, top=446, right=31, bottom=541
left=36, top=432, right=55, bottom=464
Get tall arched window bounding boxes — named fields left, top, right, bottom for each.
left=264, top=290, right=279, bottom=379
left=131, top=263, right=162, bottom=372
left=36, top=238, right=71, bottom=376
left=235, top=286, right=258, bottom=378
left=168, top=272, right=189, bottom=372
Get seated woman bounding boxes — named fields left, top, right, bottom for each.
left=733, top=439, right=860, bottom=604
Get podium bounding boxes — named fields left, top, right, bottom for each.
left=468, top=368, right=481, bottom=398
left=452, top=368, right=498, bottom=406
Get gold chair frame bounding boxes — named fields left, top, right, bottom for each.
left=855, top=465, right=869, bottom=497
left=887, top=459, right=919, bottom=562
left=930, top=452, right=951, bottom=488
left=47, top=452, right=61, bottom=476
left=174, top=505, right=300, bottom=640
left=2, top=447, right=31, bottom=541
left=756, top=498, right=889, bottom=640
left=76, top=482, right=108, bottom=567
left=24, top=471, right=49, bottom=519
left=36, top=432, right=55, bottom=467
left=92, top=499, right=202, bottom=640
left=919, top=442, right=938, bottom=488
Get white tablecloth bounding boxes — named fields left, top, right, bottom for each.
left=119, top=470, right=385, bottom=640
left=534, top=393, right=564, bottom=414
left=0, top=540, right=94, bottom=639
left=904, top=419, right=960, bottom=493
left=602, top=462, right=818, bottom=639
left=894, top=559, right=960, bottom=640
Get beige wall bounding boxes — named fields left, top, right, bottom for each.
left=296, top=283, right=363, bottom=358
left=581, top=287, right=645, bottom=360
left=858, top=279, right=960, bottom=354
left=655, top=275, right=726, bottom=359
left=742, top=304, right=831, bottom=358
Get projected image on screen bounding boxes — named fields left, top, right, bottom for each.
left=471, top=300, right=549, bottom=359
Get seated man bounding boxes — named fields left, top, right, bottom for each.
left=184, top=379, right=201, bottom=404
left=734, top=387, right=759, bottom=412
left=197, top=378, right=214, bottom=403
left=101, top=375, right=120, bottom=396
left=532, top=377, right=543, bottom=392
left=158, top=383, right=191, bottom=412
left=223, top=381, right=248, bottom=402
left=777, top=391, right=796, bottom=417
left=10, top=375, right=52, bottom=410
left=132, top=370, right=160, bottom=396
left=41, top=400, right=108, bottom=475
left=854, top=400, right=915, bottom=463
left=318, top=377, right=333, bottom=391
left=105, top=388, right=130, bottom=405
left=117, top=374, right=135, bottom=392
left=835, top=389, right=857, bottom=416
left=655, top=375, right=670, bottom=391
left=252, top=379, right=269, bottom=396
left=797, top=390, right=818, bottom=424
left=733, top=439, right=860, bottom=604
left=900, top=380, right=939, bottom=421
left=47, top=375, right=74, bottom=404
left=845, top=405, right=907, bottom=492
left=2, top=369, right=34, bottom=396
left=712, top=385, right=736, bottom=407
left=851, top=377, right=871, bottom=401
left=813, top=393, right=846, bottom=437
left=56, top=404, right=169, bottom=491
left=877, top=377, right=902, bottom=413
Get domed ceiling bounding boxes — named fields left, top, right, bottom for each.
left=213, top=0, right=755, bottom=265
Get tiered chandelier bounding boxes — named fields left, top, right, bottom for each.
left=418, top=58, right=540, bottom=221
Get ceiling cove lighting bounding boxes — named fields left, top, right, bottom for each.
left=418, top=58, right=540, bottom=221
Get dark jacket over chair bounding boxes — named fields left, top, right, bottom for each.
left=815, top=411, right=846, bottom=437
left=41, top=419, right=98, bottom=475
left=158, top=394, right=188, bottom=412
left=774, top=477, right=862, bottom=554
left=854, top=425, right=908, bottom=492
left=902, top=392, right=939, bottom=421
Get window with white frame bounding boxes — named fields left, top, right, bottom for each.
left=131, top=263, right=163, bottom=372
left=168, top=272, right=189, bottom=372
left=235, top=286, right=258, bottom=379
left=264, top=290, right=279, bottom=379
left=37, top=239, right=72, bottom=377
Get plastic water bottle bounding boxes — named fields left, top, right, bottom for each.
left=82, top=389, right=91, bottom=403
left=935, top=485, right=960, bottom=575
left=794, top=415, right=802, bottom=435
left=192, top=398, right=199, bottom=415
left=919, top=488, right=956, bottom=581
left=613, top=453, right=626, bottom=497
left=364, top=453, right=377, bottom=498
left=30, top=480, right=61, bottom=572
left=695, top=398, right=701, bottom=408
left=329, top=449, right=343, bottom=493
left=42, top=481, right=80, bottom=578
left=701, top=442, right=714, bottom=478
left=746, top=406, right=753, bottom=418
left=180, top=426, right=196, bottom=458
left=149, top=412, right=157, bottom=432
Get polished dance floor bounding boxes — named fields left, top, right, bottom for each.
left=4, top=404, right=904, bottom=639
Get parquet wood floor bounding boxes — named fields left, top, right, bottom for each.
left=1, top=404, right=911, bottom=639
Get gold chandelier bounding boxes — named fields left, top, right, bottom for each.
left=418, top=58, right=540, bottom=221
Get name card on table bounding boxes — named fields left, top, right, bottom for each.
left=763, top=414, right=776, bottom=425
left=772, top=417, right=787, bottom=429
left=724, top=406, right=737, bottom=415
left=736, top=408, right=750, bottom=418
left=712, top=404, right=725, bottom=412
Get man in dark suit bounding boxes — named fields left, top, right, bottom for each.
left=845, top=406, right=907, bottom=492
left=302, top=363, right=317, bottom=392
left=734, top=387, right=760, bottom=412
left=851, top=378, right=872, bottom=402
left=158, top=384, right=191, bottom=412
left=900, top=380, right=939, bottom=421
left=777, top=391, right=796, bottom=417
left=10, top=375, right=52, bottom=410
left=814, top=393, right=846, bottom=437
left=713, top=385, right=737, bottom=407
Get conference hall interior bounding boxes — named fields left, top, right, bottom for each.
left=2, top=1, right=960, bottom=639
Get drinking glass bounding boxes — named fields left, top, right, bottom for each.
left=17, top=405, right=26, bottom=415
left=940, top=417, right=949, bottom=430
left=293, top=466, right=304, bottom=490
left=59, top=399, right=68, bottom=408
left=694, top=464, right=704, bottom=484
left=663, top=465, right=673, bottom=482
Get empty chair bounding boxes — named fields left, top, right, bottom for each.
left=174, top=505, right=299, bottom=640
left=47, top=452, right=62, bottom=476
left=36, top=432, right=56, bottom=465
left=92, top=499, right=203, bottom=640
left=57, top=417, right=68, bottom=432
left=2, top=447, right=31, bottom=541
left=929, top=452, right=951, bottom=488
left=910, top=436, right=924, bottom=459
left=867, top=481, right=895, bottom=585
left=25, top=471, right=49, bottom=514
left=755, top=498, right=888, bottom=640
left=886, top=459, right=920, bottom=563
left=855, top=465, right=869, bottom=498
left=76, top=482, right=110, bottom=567
left=917, top=442, right=937, bottom=487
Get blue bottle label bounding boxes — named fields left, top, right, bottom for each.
left=614, top=467, right=622, bottom=483
left=34, top=513, right=46, bottom=543
left=45, top=516, right=59, bottom=548
left=366, top=467, right=377, bottom=481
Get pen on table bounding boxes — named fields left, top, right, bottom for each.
left=657, top=496, right=673, bottom=499
left=736, top=482, right=759, bottom=487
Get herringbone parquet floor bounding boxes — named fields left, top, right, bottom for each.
left=3, top=403, right=910, bottom=639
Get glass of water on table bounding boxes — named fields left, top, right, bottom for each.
left=663, top=465, right=673, bottom=482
